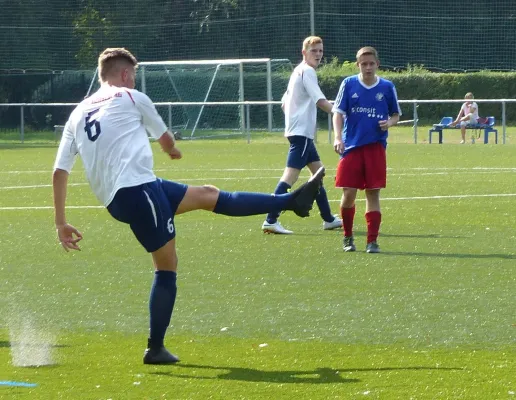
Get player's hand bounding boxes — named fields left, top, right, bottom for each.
left=333, top=140, right=344, bottom=154
left=56, top=223, right=83, bottom=252
left=168, top=147, right=182, bottom=160
left=378, top=120, right=391, bottom=131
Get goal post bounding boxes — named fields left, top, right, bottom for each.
left=88, top=58, right=293, bottom=139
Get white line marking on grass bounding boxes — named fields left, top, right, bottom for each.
left=328, top=193, right=516, bottom=202
left=1, top=170, right=514, bottom=190
left=0, top=183, right=88, bottom=190
left=0, top=168, right=286, bottom=174
left=2, top=167, right=516, bottom=174
left=390, top=171, right=513, bottom=176
left=0, top=206, right=103, bottom=210
left=2, top=193, right=516, bottom=211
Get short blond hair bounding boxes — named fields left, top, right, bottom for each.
left=465, top=92, right=474, bottom=99
left=356, top=46, right=379, bottom=61
left=303, top=36, right=323, bottom=51
left=98, top=48, right=138, bottom=82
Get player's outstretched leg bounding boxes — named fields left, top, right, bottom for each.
left=212, top=167, right=325, bottom=218
left=284, top=166, right=325, bottom=217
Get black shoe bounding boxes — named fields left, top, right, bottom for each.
left=343, top=236, right=356, bottom=252
left=288, top=167, right=325, bottom=217
left=143, top=346, right=180, bottom=365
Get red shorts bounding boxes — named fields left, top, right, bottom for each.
left=335, top=142, right=386, bottom=189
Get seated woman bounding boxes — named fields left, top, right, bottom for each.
left=450, top=92, right=479, bottom=144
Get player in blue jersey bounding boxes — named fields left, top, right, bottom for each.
left=261, top=36, right=342, bottom=235
left=332, top=46, right=401, bottom=253
left=52, top=48, right=325, bottom=365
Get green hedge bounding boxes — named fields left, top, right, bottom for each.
left=4, top=66, right=516, bottom=129
left=318, top=63, right=516, bottom=123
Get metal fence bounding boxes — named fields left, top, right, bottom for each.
left=1, top=99, right=514, bottom=144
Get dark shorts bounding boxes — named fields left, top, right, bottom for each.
left=107, top=179, right=188, bottom=253
left=286, top=136, right=321, bottom=169
left=335, top=142, right=387, bottom=189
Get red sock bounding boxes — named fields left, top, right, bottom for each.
left=365, top=211, right=382, bottom=243
left=340, top=206, right=355, bottom=237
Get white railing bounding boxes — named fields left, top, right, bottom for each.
left=1, top=99, right=515, bottom=143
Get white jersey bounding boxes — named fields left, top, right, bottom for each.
left=460, top=101, right=479, bottom=122
left=281, top=62, right=326, bottom=139
left=53, top=85, right=167, bottom=206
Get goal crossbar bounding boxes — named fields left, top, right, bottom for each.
left=138, top=58, right=273, bottom=66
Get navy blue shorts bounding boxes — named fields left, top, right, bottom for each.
left=286, top=136, right=321, bottom=169
left=107, top=179, right=188, bottom=253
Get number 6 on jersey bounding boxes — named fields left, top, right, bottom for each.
left=85, top=109, right=101, bottom=142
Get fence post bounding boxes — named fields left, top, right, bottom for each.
left=310, top=0, right=315, bottom=35
left=246, top=103, right=251, bottom=144
left=168, top=104, right=172, bottom=131
left=413, top=102, right=418, bottom=144
left=266, top=60, right=272, bottom=132
left=502, top=100, right=506, bottom=144
left=20, top=105, right=25, bottom=143
left=239, top=62, right=245, bottom=134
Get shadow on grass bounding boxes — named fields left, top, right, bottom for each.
left=381, top=251, right=516, bottom=260
left=0, top=341, right=10, bottom=348
left=151, top=364, right=464, bottom=383
left=151, top=365, right=359, bottom=383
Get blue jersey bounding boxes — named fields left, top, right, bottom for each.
left=333, top=75, right=401, bottom=154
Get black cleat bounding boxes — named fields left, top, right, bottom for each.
left=143, top=346, right=180, bottom=365
left=288, top=167, right=325, bottom=217
left=343, top=236, right=356, bottom=252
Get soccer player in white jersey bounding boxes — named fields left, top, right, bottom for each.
left=261, top=36, right=342, bottom=234
left=52, top=48, right=325, bottom=364
left=332, top=46, right=401, bottom=253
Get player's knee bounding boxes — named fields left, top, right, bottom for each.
left=202, top=185, right=220, bottom=195
left=152, top=241, right=179, bottom=271
left=155, top=253, right=178, bottom=271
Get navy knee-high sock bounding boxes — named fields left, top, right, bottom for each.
left=266, top=181, right=291, bottom=223
left=148, top=270, right=177, bottom=349
left=315, top=185, right=334, bottom=222
left=213, top=187, right=291, bottom=217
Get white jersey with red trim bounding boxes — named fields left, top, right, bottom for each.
left=53, top=85, right=167, bottom=206
left=281, top=61, right=326, bottom=139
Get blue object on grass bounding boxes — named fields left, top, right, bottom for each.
left=0, top=381, right=37, bottom=387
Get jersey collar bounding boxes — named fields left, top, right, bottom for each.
left=358, top=74, right=379, bottom=89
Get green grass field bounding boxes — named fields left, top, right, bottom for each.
left=0, top=128, right=515, bottom=399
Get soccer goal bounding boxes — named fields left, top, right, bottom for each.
left=87, top=58, right=293, bottom=139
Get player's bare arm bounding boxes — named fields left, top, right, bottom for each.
left=52, top=168, right=83, bottom=252
left=158, top=131, right=182, bottom=160
left=332, top=112, right=345, bottom=153
left=317, top=98, right=333, bottom=114
left=378, top=113, right=400, bottom=131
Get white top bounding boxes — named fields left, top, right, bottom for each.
left=281, top=62, right=326, bottom=139
left=461, top=101, right=479, bottom=121
left=53, top=85, right=168, bottom=206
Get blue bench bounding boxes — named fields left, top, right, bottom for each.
left=428, top=116, right=498, bottom=144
